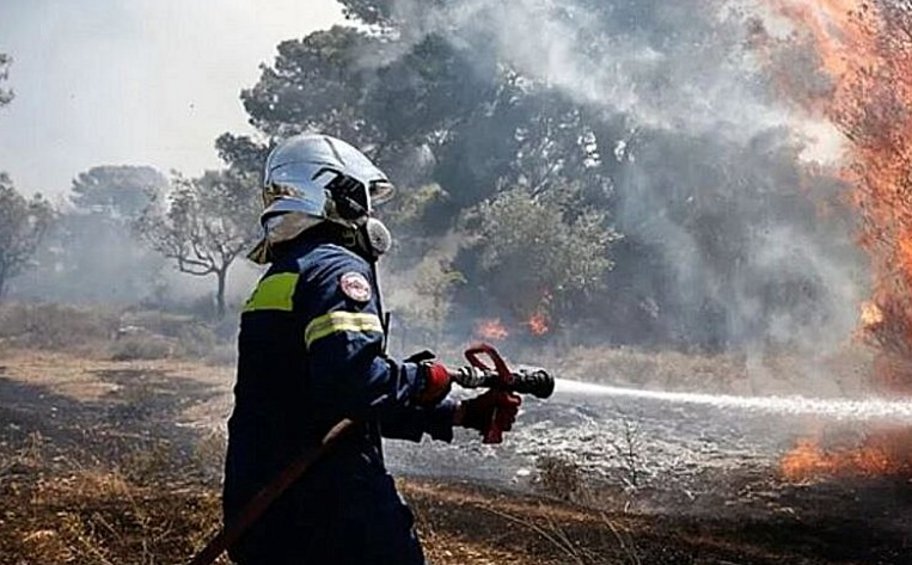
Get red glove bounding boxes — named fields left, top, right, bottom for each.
left=415, top=362, right=452, bottom=406
left=455, top=389, right=522, bottom=440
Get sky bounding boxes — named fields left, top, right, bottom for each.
left=0, top=0, right=344, bottom=197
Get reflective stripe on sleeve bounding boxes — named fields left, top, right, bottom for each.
left=243, top=273, right=300, bottom=312
left=304, top=311, right=384, bottom=348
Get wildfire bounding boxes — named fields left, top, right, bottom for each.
left=476, top=318, right=509, bottom=341
left=527, top=312, right=550, bottom=336
left=527, top=290, right=553, bottom=337
left=767, top=1, right=912, bottom=481
left=781, top=431, right=912, bottom=481
left=860, top=300, right=884, bottom=330
left=771, top=0, right=912, bottom=368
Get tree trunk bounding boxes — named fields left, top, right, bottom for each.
left=216, top=267, right=228, bottom=319
left=0, top=265, right=7, bottom=303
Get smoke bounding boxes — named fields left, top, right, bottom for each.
left=390, top=0, right=817, bottom=139
left=383, top=0, right=866, bottom=354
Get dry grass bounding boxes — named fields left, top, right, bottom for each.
left=0, top=303, right=236, bottom=366
left=1, top=347, right=908, bottom=564
left=0, top=348, right=230, bottom=404
left=0, top=303, right=121, bottom=353
left=0, top=432, right=226, bottom=565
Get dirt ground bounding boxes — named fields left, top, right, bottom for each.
left=1, top=348, right=910, bottom=564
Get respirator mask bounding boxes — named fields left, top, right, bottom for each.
left=355, top=217, right=392, bottom=260
left=324, top=171, right=394, bottom=261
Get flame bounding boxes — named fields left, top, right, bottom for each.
left=476, top=318, right=509, bottom=341
left=527, top=312, right=549, bottom=336
left=766, top=2, right=912, bottom=480
left=526, top=289, right=553, bottom=336
left=860, top=300, right=884, bottom=329
left=781, top=431, right=912, bottom=481
left=769, top=0, right=912, bottom=378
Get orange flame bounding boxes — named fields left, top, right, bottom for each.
left=526, top=289, right=553, bottom=337
left=781, top=431, right=912, bottom=481
left=767, top=2, right=912, bottom=481
left=860, top=300, right=884, bottom=330
left=527, top=312, right=550, bottom=336
left=476, top=319, right=509, bottom=341
left=770, top=0, right=912, bottom=380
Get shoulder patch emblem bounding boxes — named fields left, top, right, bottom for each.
left=340, top=272, right=372, bottom=302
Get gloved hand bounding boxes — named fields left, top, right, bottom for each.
left=454, top=389, right=522, bottom=438
left=407, top=350, right=452, bottom=406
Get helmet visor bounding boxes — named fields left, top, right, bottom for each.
left=369, top=180, right=395, bottom=206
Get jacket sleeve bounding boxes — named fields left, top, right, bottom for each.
left=300, top=248, right=454, bottom=442
left=379, top=397, right=458, bottom=443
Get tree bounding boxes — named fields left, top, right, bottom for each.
left=0, top=53, right=13, bottom=108
left=241, top=26, right=386, bottom=145
left=15, top=166, right=169, bottom=305
left=222, top=0, right=861, bottom=350
left=409, top=256, right=465, bottom=348
left=135, top=169, right=260, bottom=318
left=471, top=186, right=618, bottom=327
left=215, top=133, right=271, bottom=177
left=0, top=174, right=54, bottom=299
left=71, top=165, right=167, bottom=219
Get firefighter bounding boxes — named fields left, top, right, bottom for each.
left=223, top=133, right=520, bottom=564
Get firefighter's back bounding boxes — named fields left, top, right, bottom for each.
left=223, top=239, right=423, bottom=564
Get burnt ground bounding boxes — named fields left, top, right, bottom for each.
left=1, top=351, right=911, bottom=564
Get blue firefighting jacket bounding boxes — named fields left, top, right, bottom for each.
left=223, top=234, right=456, bottom=564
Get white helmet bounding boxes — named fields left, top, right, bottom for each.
left=248, top=134, right=394, bottom=263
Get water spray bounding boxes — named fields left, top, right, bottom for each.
left=553, top=379, right=912, bottom=424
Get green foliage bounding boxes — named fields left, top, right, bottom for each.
left=70, top=165, right=167, bottom=220
left=218, top=0, right=853, bottom=349
left=0, top=175, right=54, bottom=299
left=408, top=256, right=465, bottom=347
left=215, top=133, right=271, bottom=176
left=338, top=0, right=396, bottom=27
left=135, top=169, right=260, bottom=318
left=472, top=186, right=618, bottom=322
left=227, top=12, right=626, bottom=334
left=0, top=53, right=13, bottom=108
left=241, top=26, right=385, bottom=144
left=383, top=183, right=447, bottom=229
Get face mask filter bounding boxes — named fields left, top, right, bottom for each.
left=362, top=217, right=392, bottom=259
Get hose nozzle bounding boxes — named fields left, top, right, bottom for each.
left=453, top=365, right=554, bottom=399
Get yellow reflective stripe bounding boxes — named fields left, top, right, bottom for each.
left=304, top=311, right=383, bottom=348
left=243, top=273, right=300, bottom=312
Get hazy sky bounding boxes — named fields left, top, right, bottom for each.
left=0, top=0, right=344, bottom=196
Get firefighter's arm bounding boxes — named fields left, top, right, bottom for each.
left=302, top=251, right=451, bottom=431
left=378, top=396, right=459, bottom=442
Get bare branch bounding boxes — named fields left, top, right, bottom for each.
left=133, top=168, right=260, bottom=317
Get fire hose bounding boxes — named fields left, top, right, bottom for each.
left=188, top=343, right=554, bottom=565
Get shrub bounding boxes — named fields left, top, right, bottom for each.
left=109, top=335, right=172, bottom=361
left=536, top=455, right=582, bottom=501
left=0, top=302, right=119, bottom=349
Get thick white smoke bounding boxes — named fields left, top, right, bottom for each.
left=383, top=0, right=866, bottom=356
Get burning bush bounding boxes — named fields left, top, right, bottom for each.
left=769, top=0, right=912, bottom=383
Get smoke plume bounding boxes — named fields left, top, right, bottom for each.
left=382, top=0, right=866, bottom=353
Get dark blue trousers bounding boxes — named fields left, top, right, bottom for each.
left=225, top=450, right=425, bottom=565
